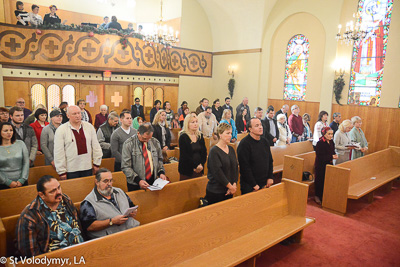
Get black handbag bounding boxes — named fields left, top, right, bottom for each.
left=199, top=197, right=208, bottom=208
left=302, top=171, right=314, bottom=181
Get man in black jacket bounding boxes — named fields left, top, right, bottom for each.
left=222, top=97, right=234, bottom=117
left=131, top=98, right=145, bottom=121
left=263, top=106, right=279, bottom=146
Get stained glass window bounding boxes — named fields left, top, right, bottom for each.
left=62, top=85, right=75, bottom=106
left=348, top=0, right=393, bottom=106
left=283, top=34, right=309, bottom=101
left=31, top=84, right=46, bottom=110
left=47, top=84, right=61, bottom=113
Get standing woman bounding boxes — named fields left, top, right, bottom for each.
left=0, top=122, right=29, bottom=189
left=15, top=1, right=30, bottom=26
left=206, top=123, right=238, bottom=205
left=220, top=109, right=237, bottom=142
left=178, top=113, right=207, bottom=180
left=163, top=101, right=174, bottom=129
left=29, top=4, right=43, bottom=26
left=150, top=100, right=161, bottom=123
left=94, top=105, right=108, bottom=130
left=43, top=5, right=62, bottom=25
left=276, top=114, right=290, bottom=146
left=312, top=111, right=329, bottom=148
left=152, top=110, right=171, bottom=151
left=235, top=108, right=248, bottom=133
left=301, top=113, right=312, bottom=141
left=314, top=127, right=338, bottom=204
left=212, top=99, right=223, bottom=122
left=29, top=108, right=49, bottom=153
left=334, top=119, right=353, bottom=165
left=41, top=109, right=63, bottom=168
left=178, top=101, right=188, bottom=117
left=350, top=116, right=368, bottom=160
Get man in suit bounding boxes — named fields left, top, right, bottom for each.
left=263, top=106, right=279, bottom=146
left=130, top=98, right=145, bottom=121
left=222, top=97, right=234, bottom=117
left=273, top=104, right=289, bottom=121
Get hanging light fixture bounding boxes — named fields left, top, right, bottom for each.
left=336, top=12, right=369, bottom=45
left=143, top=0, right=179, bottom=48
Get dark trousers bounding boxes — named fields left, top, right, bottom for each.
left=67, top=169, right=93, bottom=179
left=240, top=182, right=255, bottom=195
left=314, top=164, right=328, bottom=200
left=179, top=171, right=203, bottom=181
left=114, top=162, right=121, bottom=172
left=206, top=189, right=233, bottom=205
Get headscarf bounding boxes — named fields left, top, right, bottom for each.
left=132, top=117, right=140, bottom=130
left=320, top=126, right=332, bottom=142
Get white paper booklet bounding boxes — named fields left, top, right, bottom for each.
left=147, top=178, right=170, bottom=191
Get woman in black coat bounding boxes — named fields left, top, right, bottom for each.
left=149, top=100, right=161, bottom=123
left=314, top=127, right=338, bottom=204
left=178, top=113, right=207, bottom=181
left=235, top=108, right=248, bottom=133
left=43, top=5, right=61, bottom=25
left=152, top=110, right=171, bottom=150
left=212, top=99, right=223, bottom=122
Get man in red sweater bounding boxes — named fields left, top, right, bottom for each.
left=288, top=105, right=303, bottom=143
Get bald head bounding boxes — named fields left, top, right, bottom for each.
left=16, top=98, right=26, bottom=108
left=282, top=104, right=289, bottom=113
left=242, top=97, right=248, bottom=106
left=67, top=105, right=82, bottom=123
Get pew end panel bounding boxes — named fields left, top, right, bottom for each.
left=282, top=156, right=304, bottom=183
left=282, top=178, right=309, bottom=217
left=389, top=146, right=400, bottom=166
left=174, top=147, right=180, bottom=160
left=164, top=162, right=179, bottom=183
left=322, top=165, right=351, bottom=216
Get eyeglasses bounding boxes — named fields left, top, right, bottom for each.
left=16, top=101, right=25, bottom=104
left=101, top=179, right=114, bottom=184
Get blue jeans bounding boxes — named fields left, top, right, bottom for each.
left=291, top=135, right=299, bottom=143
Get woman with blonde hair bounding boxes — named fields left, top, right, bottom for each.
left=220, top=109, right=237, bottom=142
left=276, top=114, right=291, bottom=146
left=152, top=109, right=171, bottom=151
left=206, top=123, right=238, bottom=205
left=350, top=116, right=368, bottom=159
left=178, top=113, right=207, bottom=180
left=333, top=119, right=353, bottom=165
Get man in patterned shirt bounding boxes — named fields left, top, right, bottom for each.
left=16, top=175, right=84, bottom=257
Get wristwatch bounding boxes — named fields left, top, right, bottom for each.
left=109, top=218, right=113, bottom=226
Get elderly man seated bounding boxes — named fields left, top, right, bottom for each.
left=80, top=168, right=140, bottom=240
left=16, top=175, right=84, bottom=257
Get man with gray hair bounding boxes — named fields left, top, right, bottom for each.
left=236, top=97, right=251, bottom=121
left=273, top=104, right=289, bottom=121
left=80, top=168, right=140, bottom=240
left=97, top=113, right=119, bottom=158
left=329, top=112, right=341, bottom=135
left=54, top=105, right=102, bottom=179
left=122, top=123, right=167, bottom=191
left=288, top=105, right=303, bottom=143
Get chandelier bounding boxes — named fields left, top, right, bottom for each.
left=143, top=0, right=179, bottom=48
left=336, top=13, right=369, bottom=45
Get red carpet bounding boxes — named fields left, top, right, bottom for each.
left=256, top=180, right=400, bottom=267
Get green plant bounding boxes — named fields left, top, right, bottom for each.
left=228, top=78, right=235, bottom=98
left=333, top=74, right=345, bottom=105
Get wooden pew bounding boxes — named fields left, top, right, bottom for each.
left=170, top=128, right=180, bottom=147
left=0, top=177, right=208, bottom=258
left=164, top=162, right=180, bottom=183
left=100, top=158, right=115, bottom=172
left=237, top=132, right=247, bottom=141
left=0, top=172, right=127, bottom=218
left=28, top=165, right=60, bottom=185
left=322, top=146, right=400, bottom=215
left=282, top=151, right=315, bottom=185
left=7, top=179, right=314, bottom=266
left=270, top=141, right=314, bottom=174
left=33, top=154, right=45, bottom=167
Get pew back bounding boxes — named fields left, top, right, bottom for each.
left=12, top=179, right=313, bottom=267
left=28, top=165, right=60, bottom=185
left=282, top=151, right=315, bottom=183
left=164, top=162, right=180, bottom=183
left=271, top=141, right=314, bottom=173
left=33, top=154, right=45, bottom=167
left=100, top=158, right=115, bottom=172
left=0, top=172, right=127, bottom=218
left=170, top=128, right=180, bottom=147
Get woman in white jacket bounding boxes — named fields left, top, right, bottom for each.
left=276, top=114, right=291, bottom=146
left=333, top=119, right=353, bottom=165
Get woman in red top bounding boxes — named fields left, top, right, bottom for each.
left=30, top=108, right=49, bottom=152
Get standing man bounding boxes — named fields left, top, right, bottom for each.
left=195, top=98, right=209, bottom=115
left=122, top=123, right=166, bottom=191
left=273, top=104, right=289, bottom=121
left=80, top=169, right=140, bottom=240
left=59, top=102, right=69, bottom=124
left=237, top=118, right=274, bottom=194
left=222, top=97, right=234, bottom=117
left=97, top=113, right=119, bottom=158
left=41, top=109, right=63, bottom=167
left=54, top=105, right=102, bottom=179
left=288, top=105, right=303, bottom=143
left=130, top=97, right=145, bottom=121
left=198, top=107, right=218, bottom=140
left=111, top=111, right=137, bottom=172
left=263, top=106, right=279, bottom=146
left=77, top=99, right=93, bottom=124
left=236, top=97, right=251, bottom=122
left=16, top=176, right=84, bottom=257
left=329, top=113, right=341, bottom=135
left=9, top=106, right=37, bottom=166
left=15, top=98, right=32, bottom=121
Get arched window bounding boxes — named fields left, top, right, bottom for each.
left=154, top=87, right=164, bottom=104
left=62, top=85, right=75, bottom=106
left=348, top=0, right=393, bottom=106
left=283, top=34, right=309, bottom=101
left=144, top=87, right=154, bottom=114
left=31, top=84, right=46, bottom=110
left=47, top=84, right=61, bottom=113
left=133, top=87, right=144, bottom=105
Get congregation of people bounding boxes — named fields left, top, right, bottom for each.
left=0, top=93, right=369, bottom=258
